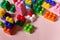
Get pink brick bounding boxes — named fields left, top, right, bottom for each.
left=50, top=4, right=60, bottom=16
left=15, top=1, right=26, bottom=16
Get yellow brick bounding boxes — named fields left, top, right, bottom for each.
left=0, top=8, right=6, bottom=18
left=26, top=0, right=32, bottom=5
left=42, top=2, right=51, bottom=8
left=6, top=16, right=14, bottom=23
left=9, top=18, right=14, bottom=23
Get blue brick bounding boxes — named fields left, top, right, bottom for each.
left=4, top=21, right=14, bottom=29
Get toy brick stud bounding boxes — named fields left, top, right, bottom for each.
left=0, top=21, right=3, bottom=28
left=10, top=5, right=16, bottom=13
left=24, top=23, right=34, bottom=33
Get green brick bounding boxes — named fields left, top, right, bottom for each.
left=10, top=5, right=16, bottom=13
left=37, top=0, right=44, bottom=5
left=33, top=4, right=45, bottom=15
left=16, top=20, right=25, bottom=26
left=0, top=21, right=3, bottom=28
left=24, top=23, right=34, bottom=33
left=1, top=1, right=10, bottom=10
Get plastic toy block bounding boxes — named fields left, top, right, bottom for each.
left=17, top=15, right=25, bottom=22
left=10, top=5, right=16, bottom=13
left=4, top=21, right=14, bottom=29
left=43, top=11, right=57, bottom=22
left=45, top=0, right=56, bottom=6
left=37, top=0, right=44, bottom=5
left=6, top=16, right=14, bottom=23
left=1, top=1, right=11, bottom=10
left=24, top=23, right=34, bottom=33
left=16, top=20, right=25, bottom=26
left=50, top=4, right=60, bottom=16
left=26, top=4, right=32, bottom=9
left=13, top=0, right=18, bottom=3
left=32, top=0, right=36, bottom=3
left=0, top=8, right=6, bottom=18
left=25, top=14, right=36, bottom=22
left=15, top=1, right=26, bottom=16
left=0, top=21, right=3, bottom=28
left=25, top=0, right=32, bottom=5
left=42, top=2, right=51, bottom=8
left=2, top=13, right=11, bottom=20
left=27, top=10, right=33, bottom=16
left=3, top=25, right=16, bottom=35
left=33, top=4, right=45, bottom=15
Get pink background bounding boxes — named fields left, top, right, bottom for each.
left=0, top=0, right=60, bottom=40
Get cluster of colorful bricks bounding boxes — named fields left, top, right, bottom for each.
left=0, top=0, right=60, bottom=35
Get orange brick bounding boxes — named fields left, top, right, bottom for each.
left=3, top=25, right=17, bottom=35
left=44, top=11, right=57, bottom=22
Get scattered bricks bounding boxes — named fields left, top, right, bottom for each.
left=15, top=1, right=26, bottom=16
left=0, top=21, right=3, bottom=28
left=24, top=23, right=34, bottom=33
left=44, top=0, right=56, bottom=6
left=0, top=8, right=6, bottom=18
left=33, top=4, right=45, bottom=15
left=10, top=5, right=16, bottom=13
left=16, top=20, right=25, bottom=26
left=43, top=11, right=57, bottom=22
left=42, top=2, right=51, bottom=9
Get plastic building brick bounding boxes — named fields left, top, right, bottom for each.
left=1, top=1, right=10, bottom=10
left=25, top=0, right=32, bottom=5
left=37, top=0, right=44, bottom=5
left=50, top=4, right=60, bottom=16
left=27, top=10, right=33, bottom=16
left=25, top=14, right=36, bottom=22
left=24, top=23, right=34, bottom=33
left=43, top=11, right=57, bottom=22
left=10, top=5, right=16, bottom=13
left=17, top=15, right=25, bottom=22
left=25, top=0, right=36, bottom=9
left=13, top=0, right=18, bottom=3
left=3, top=25, right=16, bottom=35
left=44, top=0, right=56, bottom=6
left=15, top=0, right=26, bottom=16
left=32, top=0, right=36, bottom=3
left=0, top=21, right=3, bottom=28
left=33, top=4, right=45, bottom=15
left=0, top=8, right=6, bottom=18
left=6, top=16, right=14, bottom=23
left=42, top=2, right=51, bottom=8
left=4, top=21, right=14, bottom=29
left=16, top=20, right=25, bottom=26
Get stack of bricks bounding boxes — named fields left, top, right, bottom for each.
left=0, top=0, right=59, bottom=35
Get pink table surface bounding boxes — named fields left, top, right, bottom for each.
left=0, top=0, right=60, bottom=40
